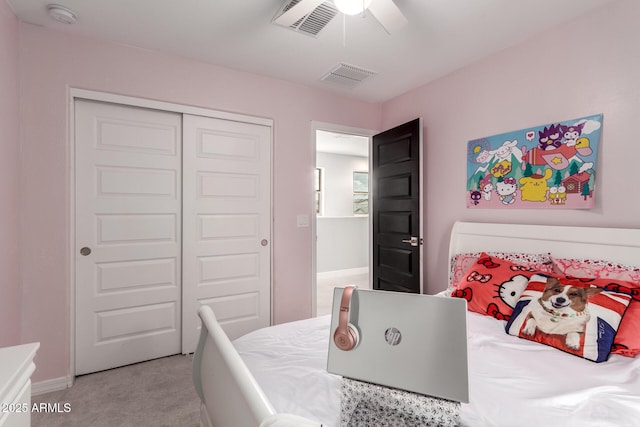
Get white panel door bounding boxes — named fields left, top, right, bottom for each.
left=75, top=100, right=182, bottom=375
left=182, top=115, right=271, bottom=352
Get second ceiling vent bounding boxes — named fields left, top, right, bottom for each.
left=320, top=63, right=377, bottom=87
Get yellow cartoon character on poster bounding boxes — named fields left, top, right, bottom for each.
left=549, top=185, right=568, bottom=205
left=519, top=169, right=552, bottom=202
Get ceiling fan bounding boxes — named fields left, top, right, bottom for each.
left=274, top=0, right=408, bottom=35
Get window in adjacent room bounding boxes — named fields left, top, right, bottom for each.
left=353, top=171, right=368, bottom=215
left=315, top=167, right=324, bottom=215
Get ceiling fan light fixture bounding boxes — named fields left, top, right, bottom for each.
left=334, top=0, right=373, bottom=16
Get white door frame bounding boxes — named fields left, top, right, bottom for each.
left=69, top=88, right=274, bottom=380
left=310, top=121, right=376, bottom=317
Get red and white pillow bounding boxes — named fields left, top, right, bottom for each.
left=451, top=253, right=551, bottom=321
left=553, top=258, right=640, bottom=283
left=449, top=252, right=553, bottom=291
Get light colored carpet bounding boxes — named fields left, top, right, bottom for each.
left=31, top=274, right=367, bottom=426
left=32, top=354, right=200, bottom=427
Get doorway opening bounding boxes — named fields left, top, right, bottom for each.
left=313, top=128, right=372, bottom=316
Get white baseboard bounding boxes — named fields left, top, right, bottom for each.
left=317, top=267, right=368, bottom=280
left=32, top=375, right=73, bottom=396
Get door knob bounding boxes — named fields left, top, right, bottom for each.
left=261, top=239, right=268, bottom=246
left=80, top=247, right=92, bottom=256
left=401, top=237, right=422, bottom=247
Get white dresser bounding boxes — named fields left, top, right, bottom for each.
left=0, top=343, right=39, bottom=427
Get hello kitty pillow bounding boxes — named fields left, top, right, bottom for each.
left=452, top=253, right=550, bottom=321
left=449, top=252, right=553, bottom=291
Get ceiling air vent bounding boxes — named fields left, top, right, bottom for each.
left=273, top=0, right=338, bottom=37
left=320, top=63, right=377, bottom=87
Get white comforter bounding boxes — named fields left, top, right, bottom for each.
left=233, top=313, right=640, bottom=427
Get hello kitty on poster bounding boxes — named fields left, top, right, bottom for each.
left=466, top=114, right=602, bottom=209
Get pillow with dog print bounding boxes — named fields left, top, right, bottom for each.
left=556, top=276, right=640, bottom=358
left=550, top=258, right=640, bottom=357
left=451, top=253, right=550, bottom=321
left=506, top=274, right=632, bottom=362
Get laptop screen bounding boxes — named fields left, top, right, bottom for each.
left=327, top=287, right=469, bottom=403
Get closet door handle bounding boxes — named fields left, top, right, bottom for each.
left=80, top=247, right=92, bottom=256
left=261, top=239, right=269, bottom=246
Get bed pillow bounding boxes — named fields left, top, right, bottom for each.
left=506, top=274, right=632, bottom=362
left=552, top=257, right=640, bottom=283
left=613, top=301, right=640, bottom=357
left=551, top=258, right=640, bottom=357
left=451, top=253, right=550, bottom=321
left=568, top=278, right=640, bottom=358
left=449, top=252, right=553, bottom=291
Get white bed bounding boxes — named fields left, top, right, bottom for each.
left=196, top=221, right=640, bottom=427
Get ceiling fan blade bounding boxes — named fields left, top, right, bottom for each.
left=274, top=0, right=327, bottom=28
left=368, top=0, right=408, bottom=34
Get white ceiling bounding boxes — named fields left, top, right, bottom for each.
left=317, top=130, right=369, bottom=157
left=7, top=0, right=614, bottom=103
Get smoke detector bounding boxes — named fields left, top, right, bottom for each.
left=47, top=4, right=77, bottom=24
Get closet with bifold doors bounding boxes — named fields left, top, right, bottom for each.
left=74, top=98, right=271, bottom=375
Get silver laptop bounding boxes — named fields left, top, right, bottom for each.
left=327, top=287, right=469, bottom=403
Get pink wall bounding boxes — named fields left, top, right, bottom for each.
left=0, top=0, right=21, bottom=347
left=18, top=24, right=381, bottom=382
left=382, top=0, right=640, bottom=295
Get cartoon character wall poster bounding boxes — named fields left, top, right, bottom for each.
left=466, top=114, right=602, bottom=209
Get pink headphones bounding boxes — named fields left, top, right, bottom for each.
left=333, top=285, right=360, bottom=351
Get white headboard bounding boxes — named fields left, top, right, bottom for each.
left=449, top=222, right=640, bottom=274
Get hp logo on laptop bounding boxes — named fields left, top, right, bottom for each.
left=384, top=327, right=402, bottom=346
